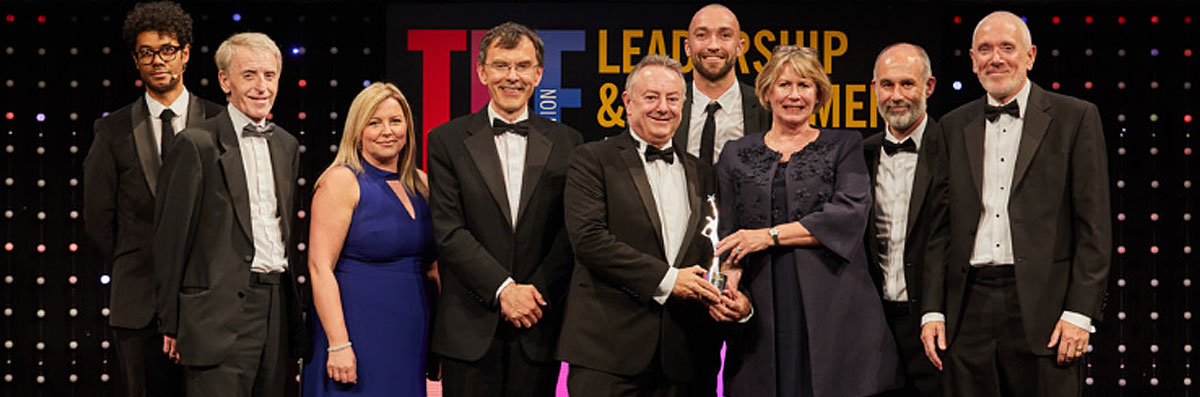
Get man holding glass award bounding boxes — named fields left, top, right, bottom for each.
left=559, top=54, right=738, bottom=395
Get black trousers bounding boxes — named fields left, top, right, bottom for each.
left=184, top=272, right=290, bottom=397
left=113, top=323, right=183, bottom=397
left=441, top=324, right=560, bottom=397
left=945, top=266, right=1081, bottom=397
left=567, top=361, right=691, bottom=397
left=881, top=301, right=942, bottom=397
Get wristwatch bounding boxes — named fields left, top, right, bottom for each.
left=768, top=227, right=780, bottom=246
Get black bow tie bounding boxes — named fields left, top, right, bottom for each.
left=882, top=139, right=917, bottom=156
left=984, top=101, right=1020, bottom=122
left=492, top=119, right=530, bottom=136
left=644, top=145, right=675, bottom=164
left=241, top=122, right=276, bottom=138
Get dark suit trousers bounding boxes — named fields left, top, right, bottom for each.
left=113, top=323, right=183, bottom=396
left=567, top=361, right=691, bottom=397
left=945, top=266, right=1080, bottom=397
left=881, top=301, right=941, bottom=397
left=441, top=324, right=559, bottom=397
left=184, top=273, right=290, bottom=397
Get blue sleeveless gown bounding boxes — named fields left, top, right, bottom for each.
left=302, top=160, right=435, bottom=396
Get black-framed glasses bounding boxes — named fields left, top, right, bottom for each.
left=133, top=45, right=183, bottom=65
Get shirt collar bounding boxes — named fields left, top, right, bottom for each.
left=486, top=102, right=529, bottom=124
left=883, top=113, right=929, bottom=149
left=629, top=129, right=672, bottom=152
left=986, top=78, right=1031, bottom=119
left=144, top=87, right=190, bottom=120
left=227, top=103, right=267, bottom=134
left=691, top=80, right=740, bottom=114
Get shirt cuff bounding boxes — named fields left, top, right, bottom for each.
left=494, top=277, right=515, bottom=302
left=737, top=305, right=755, bottom=323
left=652, top=267, right=679, bottom=305
left=1061, top=311, right=1096, bottom=333
left=921, top=312, right=945, bottom=326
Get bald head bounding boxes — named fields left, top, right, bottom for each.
left=872, top=43, right=935, bottom=135
left=686, top=3, right=744, bottom=83
left=873, top=43, right=931, bottom=82
left=974, top=11, right=1032, bottom=50
left=970, top=11, right=1037, bottom=101
left=690, top=4, right=739, bottom=32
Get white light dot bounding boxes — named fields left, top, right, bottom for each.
left=3, top=340, right=10, bottom=349
left=101, top=307, right=110, bottom=316
left=1151, top=377, right=1159, bottom=386
left=1186, top=344, right=1193, bottom=353
left=1117, top=114, right=1126, bottom=122
left=1151, top=180, right=1159, bottom=188
left=1185, top=181, right=1193, bottom=189
left=297, top=275, right=307, bottom=284
left=1151, top=278, right=1159, bottom=287
left=101, top=374, right=110, bottom=382
left=1117, top=278, right=1126, bottom=287
left=37, top=81, right=45, bottom=89
left=4, top=47, right=11, bottom=55
left=70, top=80, right=78, bottom=88
left=1185, top=278, right=1192, bottom=287
left=201, top=45, right=209, bottom=53
left=1150, top=113, right=1159, bottom=122
left=102, top=46, right=111, bottom=55
left=1150, top=147, right=1158, bottom=155
left=330, top=111, right=339, bottom=120
left=37, top=48, right=45, bottom=56
left=36, top=375, right=44, bottom=384
left=297, top=177, right=307, bottom=186
left=70, top=47, right=78, bottom=55
left=1118, top=378, right=1126, bottom=387
left=298, top=145, right=307, bottom=154
left=1118, top=311, right=1126, bottom=320
left=5, top=178, right=13, bottom=186
left=362, top=47, right=371, bottom=55
left=1151, top=312, right=1159, bottom=320
left=1117, top=147, right=1126, bottom=155
left=1086, top=377, right=1094, bottom=385
left=36, top=342, right=44, bottom=350
left=36, top=212, right=45, bottom=220
left=1185, top=82, right=1193, bottom=90
left=1184, top=311, right=1192, bottom=320
left=69, top=374, right=78, bottom=383
left=1117, top=81, right=1126, bottom=90
left=4, top=145, right=10, bottom=153
left=1186, top=246, right=1193, bottom=254
left=1185, top=378, right=1192, bottom=386
left=1151, top=344, right=1159, bottom=353
left=2, top=308, right=10, bottom=317
left=102, top=79, right=111, bottom=87
left=1150, top=81, right=1160, bottom=89
left=1051, top=49, right=1060, bottom=57
left=1118, top=49, right=1127, bottom=57
left=68, top=308, right=77, bottom=317
left=3, top=374, right=10, bottom=382
left=70, top=113, right=78, bottom=121
left=1118, top=344, right=1126, bottom=353
left=330, top=144, right=338, bottom=153
left=3, top=275, right=11, bottom=283
left=69, top=210, right=78, bottom=219
left=1186, top=213, right=1193, bottom=222
left=37, top=179, right=45, bottom=188
left=101, top=340, right=110, bottom=349
left=329, top=79, right=339, bottom=88
left=36, top=309, right=44, bottom=318
left=36, top=276, right=45, bottom=285
left=200, top=78, right=209, bottom=87
left=4, top=80, right=11, bottom=88
left=69, top=341, right=77, bottom=350
left=69, top=178, right=78, bottom=187
left=330, top=47, right=339, bottom=55
left=297, top=242, right=307, bottom=251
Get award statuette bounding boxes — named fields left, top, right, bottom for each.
left=701, top=195, right=726, bottom=290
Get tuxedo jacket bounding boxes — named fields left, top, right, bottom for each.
left=153, top=109, right=308, bottom=366
left=84, top=92, right=222, bottom=329
left=863, top=118, right=942, bottom=307
left=557, top=131, right=715, bottom=381
left=921, top=82, right=1111, bottom=355
left=672, top=81, right=771, bottom=159
left=427, top=109, right=582, bottom=362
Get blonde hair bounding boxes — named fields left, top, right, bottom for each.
left=318, top=82, right=427, bottom=198
left=214, top=32, right=282, bottom=74
left=754, top=45, right=832, bottom=111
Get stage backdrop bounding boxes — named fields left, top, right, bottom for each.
left=0, top=1, right=1195, bottom=396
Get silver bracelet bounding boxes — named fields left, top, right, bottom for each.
left=327, top=342, right=352, bottom=352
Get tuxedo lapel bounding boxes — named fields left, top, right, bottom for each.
left=740, top=83, right=765, bottom=135
left=672, top=85, right=694, bottom=150
left=617, top=133, right=665, bottom=250
left=463, top=112, right=513, bottom=229
left=130, top=97, right=160, bottom=195
left=217, top=114, right=254, bottom=242
left=516, top=119, right=552, bottom=225
left=1012, top=84, right=1050, bottom=192
left=907, top=144, right=932, bottom=237
left=185, top=92, right=210, bottom=128
left=675, top=148, right=702, bottom=268
left=964, top=106, right=986, bottom=198
left=267, top=130, right=293, bottom=242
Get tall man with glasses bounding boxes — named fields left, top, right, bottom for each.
left=428, top=22, right=582, bottom=397
left=84, top=2, right=221, bottom=395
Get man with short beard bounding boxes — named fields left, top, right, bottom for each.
left=673, top=3, right=770, bottom=166
left=863, top=42, right=942, bottom=397
left=920, top=11, right=1110, bottom=396
left=84, top=2, right=222, bottom=395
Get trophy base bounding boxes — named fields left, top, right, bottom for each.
left=708, top=273, right=727, bottom=291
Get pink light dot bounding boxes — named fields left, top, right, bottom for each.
left=68, top=243, right=78, bottom=252
left=1117, top=213, right=1126, bottom=221
left=4, top=242, right=12, bottom=251
left=1084, top=81, right=1093, bottom=89
left=37, top=244, right=46, bottom=253
left=297, top=112, right=307, bottom=120
left=298, top=79, right=307, bottom=88
left=69, top=276, right=78, bottom=284
left=1051, top=82, right=1061, bottom=90
left=297, top=210, right=307, bottom=219
left=1151, top=213, right=1159, bottom=221
left=1185, top=114, right=1193, bottom=123
left=267, top=113, right=274, bottom=120
left=1185, top=148, right=1193, bottom=155
left=1117, top=246, right=1126, bottom=254
left=4, top=112, right=13, bottom=120
left=1151, top=246, right=1159, bottom=254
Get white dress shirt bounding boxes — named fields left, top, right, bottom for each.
left=873, top=115, right=928, bottom=302
left=626, top=132, right=692, bottom=305
left=921, top=81, right=1094, bottom=332
left=686, top=81, right=745, bottom=163
left=144, top=88, right=190, bottom=157
left=489, top=104, right=529, bottom=300
left=227, top=104, right=288, bottom=274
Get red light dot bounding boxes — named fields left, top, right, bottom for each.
left=1052, top=16, right=1061, bottom=24
left=1185, top=147, right=1193, bottom=156
left=1085, top=16, right=1094, bottom=24
left=953, top=16, right=962, bottom=24
left=4, top=242, right=12, bottom=251
left=134, top=80, right=143, bottom=87
left=1185, top=114, right=1193, bottom=123
left=68, top=243, right=78, bottom=252
left=1186, top=16, right=1193, bottom=24
left=1052, top=82, right=1061, bottom=90
left=5, top=15, right=13, bottom=23
left=37, top=244, right=46, bottom=253
left=1084, top=81, right=1093, bottom=89
left=4, top=112, right=13, bottom=120
left=297, top=112, right=307, bottom=120
left=267, top=113, right=274, bottom=120
left=1151, top=16, right=1160, bottom=24
left=1118, top=16, right=1127, bottom=24
left=1185, top=49, right=1193, bottom=57
left=298, top=79, right=307, bottom=88
left=36, top=15, right=45, bottom=23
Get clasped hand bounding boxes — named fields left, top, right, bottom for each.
left=499, top=283, right=546, bottom=328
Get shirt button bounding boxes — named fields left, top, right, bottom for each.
left=244, top=255, right=253, bottom=262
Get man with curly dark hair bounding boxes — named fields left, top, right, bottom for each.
left=84, top=2, right=222, bottom=396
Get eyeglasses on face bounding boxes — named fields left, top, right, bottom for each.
left=133, top=44, right=183, bottom=65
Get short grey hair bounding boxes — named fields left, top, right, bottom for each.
left=214, top=32, right=282, bottom=74
left=624, top=54, right=685, bottom=93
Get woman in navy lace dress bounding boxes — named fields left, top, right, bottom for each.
left=712, top=46, right=900, bottom=397
left=303, top=82, right=438, bottom=396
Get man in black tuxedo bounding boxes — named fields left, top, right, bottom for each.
left=84, top=2, right=221, bottom=395
left=673, top=4, right=770, bottom=166
left=427, top=22, right=582, bottom=397
left=863, top=43, right=942, bottom=397
left=559, top=54, right=722, bottom=396
left=920, top=11, right=1110, bottom=397
left=154, top=32, right=307, bottom=397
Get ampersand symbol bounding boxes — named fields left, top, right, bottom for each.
left=596, top=83, right=624, bottom=128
